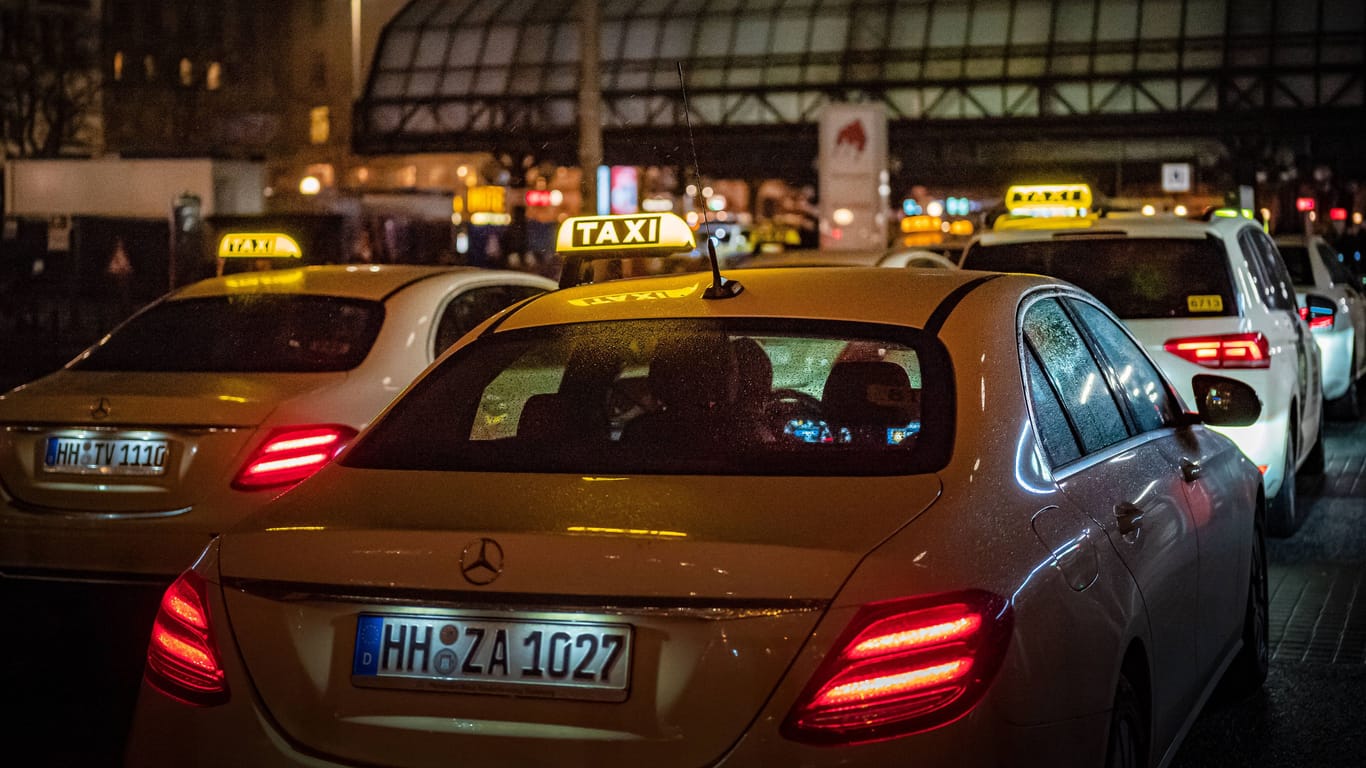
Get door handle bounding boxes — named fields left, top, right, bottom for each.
left=1114, top=502, right=1145, bottom=536
left=1180, top=457, right=1203, bottom=483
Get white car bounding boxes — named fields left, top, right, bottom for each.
left=1274, top=233, right=1366, bottom=419
left=124, top=264, right=1268, bottom=768
left=963, top=212, right=1325, bottom=536
left=0, top=264, right=556, bottom=588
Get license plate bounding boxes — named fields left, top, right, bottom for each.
left=43, top=436, right=169, bottom=476
left=352, top=613, right=633, bottom=702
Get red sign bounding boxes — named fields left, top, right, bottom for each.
left=525, top=189, right=553, bottom=207
left=1329, top=207, right=1348, bottom=222
left=1295, top=197, right=1316, bottom=212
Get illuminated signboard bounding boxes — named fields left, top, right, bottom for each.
left=555, top=213, right=695, bottom=253
left=467, top=186, right=507, bottom=213
left=217, top=233, right=303, bottom=259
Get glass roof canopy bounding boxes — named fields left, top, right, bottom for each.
left=357, top=0, right=1365, bottom=173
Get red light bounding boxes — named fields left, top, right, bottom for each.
left=525, top=189, right=553, bottom=207
left=782, top=591, right=1011, bottom=745
left=1329, top=207, right=1348, bottom=222
left=232, top=425, right=356, bottom=490
left=1295, top=197, right=1316, bottom=212
left=1163, top=333, right=1270, bottom=369
left=145, top=570, right=229, bottom=706
left=1299, top=306, right=1334, bottom=330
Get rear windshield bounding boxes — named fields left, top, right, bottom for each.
left=963, top=237, right=1236, bottom=319
left=345, top=319, right=953, bottom=476
left=1276, top=244, right=1314, bottom=286
left=74, top=296, right=384, bottom=372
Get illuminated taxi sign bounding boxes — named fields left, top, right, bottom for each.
left=1004, top=184, right=1093, bottom=216
left=556, top=213, right=695, bottom=254
left=567, top=284, right=700, bottom=307
left=217, top=233, right=303, bottom=259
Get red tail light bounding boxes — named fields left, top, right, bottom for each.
left=145, top=570, right=228, bottom=706
left=1298, top=306, right=1334, bottom=330
left=232, top=424, right=357, bottom=489
left=782, top=590, right=1012, bottom=744
left=1163, top=333, right=1270, bottom=368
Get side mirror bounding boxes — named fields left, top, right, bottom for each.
left=1299, top=293, right=1336, bottom=330
left=1190, top=375, right=1262, bottom=427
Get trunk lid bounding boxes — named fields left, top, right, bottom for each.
left=218, top=467, right=942, bottom=767
left=0, top=370, right=338, bottom=513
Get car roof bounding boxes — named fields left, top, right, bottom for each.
left=493, top=266, right=1060, bottom=331
left=975, top=214, right=1249, bottom=245
left=168, top=264, right=494, bottom=301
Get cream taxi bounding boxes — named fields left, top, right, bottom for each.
left=126, top=214, right=1269, bottom=768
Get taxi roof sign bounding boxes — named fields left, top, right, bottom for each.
left=555, top=213, right=695, bottom=254
left=1003, top=184, right=1093, bottom=215
left=217, top=233, right=303, bottom=259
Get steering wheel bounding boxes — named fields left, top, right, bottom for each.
left=765, top=388, right=825, bottom=439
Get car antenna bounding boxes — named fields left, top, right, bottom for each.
left=678, top=61, right=743, bottom=299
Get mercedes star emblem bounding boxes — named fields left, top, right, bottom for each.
left=459, top=537, right=504, bottom=586
left=90, top=397, right=112, bottom=420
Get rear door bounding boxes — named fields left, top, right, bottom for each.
left=1021, top=294, right=1202, bottom=751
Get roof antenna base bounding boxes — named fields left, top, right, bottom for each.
left=703, top=277, right=744, bottom=300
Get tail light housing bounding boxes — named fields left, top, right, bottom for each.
left=782, top=590, right=1012, bottom=745
left=1163, top=332, right=1270, bottom=368
left=232, top=424, right=357, bottom=490
left=145, top=570, right=228, bottom=706
left=1298, top=305, right=1334, bottom=330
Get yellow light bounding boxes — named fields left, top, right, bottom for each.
left=832, top=208, right=855, bottom=226
left=299, top=176, right=322, bottom=195
left=1174, top=204, right=1188, bottom=216
left=1141, top=204, right=1156, bottom=216
left=566, top=525, right=688, bottom=538
left=218, top=233, right=304, bottom=259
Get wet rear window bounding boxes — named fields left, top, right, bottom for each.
left=963, top=237, right=1236, bottom=319
left=73, top=296, right=384, bottom=372
left=345, top=319, right=953, bottom=476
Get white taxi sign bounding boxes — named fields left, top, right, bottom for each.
left=1003, top=184, right=1093, bottom=215
left=217, top=233, right=303, bottom=259
left=556, top=213, right=695, bottom=254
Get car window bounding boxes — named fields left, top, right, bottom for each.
left=1024, top=345, right=1082, bottom=466
left=345, top=319, right=955, bottom=476
left=1246, top=229, right=1297, bottom=311
left=433, top=284, right=546, bottom=354
left=1316, top=241, right=1357, bottom=286
left=1276, top=243, right=1315, bottom=286
left=1022, top=298, right=1130, bottom=454
left=962, top=237, right=1235, bottom=319
left=73, top=296, right=384, bottom=372
left=1067, top=298, right=1179, bottom=433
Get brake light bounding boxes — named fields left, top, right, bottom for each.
left=1163, top=333, right=1270, bottom=369
left=782, top=590, right=1012, bottom=745
left=232, top=424, right=357, bottom=489
left=145, top=570, right=228, bottom=706
left=1298, top=306, right=1334, bottom=330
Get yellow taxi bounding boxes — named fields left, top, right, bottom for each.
left=126, top=220, right=1269, bottom=768
left=0, top=255, right=554, bottom=587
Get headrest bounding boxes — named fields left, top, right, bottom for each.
left=649, top=334, right=736, bottom=411
left=821, top=361, right=918, bottom=427
left=731, top=337, right=773, bottom=404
